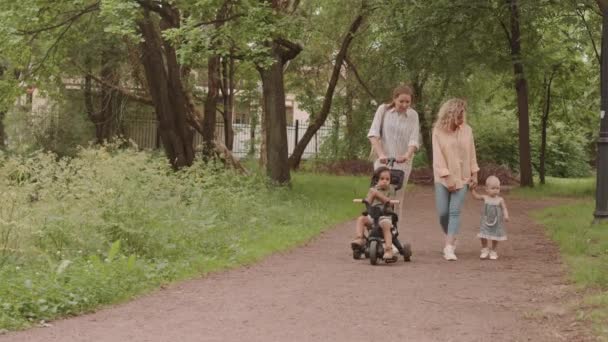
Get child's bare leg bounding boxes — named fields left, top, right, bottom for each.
left=380, top=220, right=394, bottom=258
left=479, top=238, right=490, bottom=259
left=489, top=240, right=500, bottom=260
left=352, top=216, right=368, bottom=246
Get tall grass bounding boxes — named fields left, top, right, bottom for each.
left=0, top=146, right=368, bottom=330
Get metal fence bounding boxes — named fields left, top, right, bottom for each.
left=123, top=120, right=334, bottom=159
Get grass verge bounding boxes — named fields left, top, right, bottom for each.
left=522, top=177, right=607, bottom=339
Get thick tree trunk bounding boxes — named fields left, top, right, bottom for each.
left=508, top=0, right=534, bottom=187
left=288, top=10, right=365, bottom=169
left=138, top=9, right=194, bottom=169
left=259, top=52, right=291, bottom=183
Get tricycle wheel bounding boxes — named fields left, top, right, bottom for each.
left=403, top=243, right=412, bottom=262
left=369, top=240, right=378, bottom=265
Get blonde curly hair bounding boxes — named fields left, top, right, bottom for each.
left=434, top=98, right=467, bottom=130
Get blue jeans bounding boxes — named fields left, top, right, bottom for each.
left=434, top=183, right=468, bottom=236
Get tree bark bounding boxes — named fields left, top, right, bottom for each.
left=221, top=56, right=235, bottom=150
left=259, top=46, right=293, bottom=183
left=507, top=0, right=534, bottom=187
left=539, top=67, right=557, bottom=185
left=344, top=76, right=356, bottom=159
left=92, top=51, right=120, bottom=143
left=0, top=111, right=5, bottom=150
left=203, top=55, right=221, bottom=156
left=288, top=9, right=365, bottom=170
left=137, top=9, right=194, bottom=169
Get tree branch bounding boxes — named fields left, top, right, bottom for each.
left=17, top=2, right=100, bottom=35
left=343, top=55, right=379, bottom=103
left=73, top=62, right=154, bottom=106
left=577, top=8, right=601, bottom=64
left=275, top=37, right=303, bottom=62
left=193, top=13, right=244, bottom=27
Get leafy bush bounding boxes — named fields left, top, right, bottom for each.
left=534, top=123, right=591, bottom=178
left=0, top=145, right=368, bottom=330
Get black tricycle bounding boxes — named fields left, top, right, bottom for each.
left=352, top=158, right=412, bottom=265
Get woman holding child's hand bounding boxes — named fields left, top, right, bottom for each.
left=431, top=98, right=479, bottom=261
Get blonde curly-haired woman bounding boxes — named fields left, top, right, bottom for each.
left=432, top=98, right=479, bottom=261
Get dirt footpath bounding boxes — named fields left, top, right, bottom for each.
left=1, top=186, right=593, bottom=342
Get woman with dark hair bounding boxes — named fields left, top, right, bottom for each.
left=367, top=85, right=420, bottom=229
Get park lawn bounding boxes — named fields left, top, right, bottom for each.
left=514, top=177, right=608, bottom=339
left=0, top=149, right=368, bottom=331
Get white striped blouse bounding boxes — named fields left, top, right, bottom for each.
left=367, top=104, right=421, bottom=172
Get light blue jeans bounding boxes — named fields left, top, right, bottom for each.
left=434, top=183, right=468, bottom=236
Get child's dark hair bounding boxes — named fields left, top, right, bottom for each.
left=371, top=166, right=391, bottom=185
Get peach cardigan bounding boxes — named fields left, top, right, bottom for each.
left=432, top=124, right=480, bottom=189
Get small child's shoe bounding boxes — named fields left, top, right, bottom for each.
left=350, top=237, right=365, bottom=250
left=489, top=250, right=498, bottom=260
left=480, top=248, right=490, bottom=259
left=383, top=247, right=396, bottom=263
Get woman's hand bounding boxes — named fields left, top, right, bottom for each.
left=378, top=154, right=388, bottom=164
left=468, top=173, right=478, bottom=189
left=396, top=154, right=411, bottom=163
left=444, top=175, right=457, bottom=192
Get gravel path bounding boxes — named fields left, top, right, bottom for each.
left=1, top=186, right=592, bottom=342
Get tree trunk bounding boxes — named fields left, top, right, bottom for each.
left=288, top=10, right=365, bottom=169
left=594, top=0, right=608, bottom=220
left=221, top=56, right=235, bottom=150
left=539, top=68, right=556, bottom=185
left=0, top=66, right=6, bottom=149
left=83, top=52, right=121, bottom=144
left=0, top=111, right=5, bottom=150
left=344, top=78, right=356, bottom=159
left=98, top=51, right=120, bottom=142
left=138, top=9, right=194, bottom=169
left=259, top=50, right=291, bottom=183
left=258, top=107, right=267, bottom=168
left=416, top=76, right=450, bottom=164
left=203, top=55, right=221, bottom=156
left=508, top=0, right=534, bottom=187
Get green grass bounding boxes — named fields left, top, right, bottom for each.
left=0, top=148, right=368, bottom=330
left=511, top=176, right=595, bottom=199
left=526, top=177, right=608, bottom=339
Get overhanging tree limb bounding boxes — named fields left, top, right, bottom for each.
left=72, top=61, right=154, bottom=105
left=288, top=2, right=368, bottom=170
left=16, top=2, right=100, bottom=35
left=343, top=55, right=379, bottom=103
left=577, top=7, right=601, bottom=64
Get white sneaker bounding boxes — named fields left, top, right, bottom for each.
left=480, top=248, right=490, bottom=259
left=489, top=250, right=498, bottom=260
left=443, top=245, right=457, bottom=261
